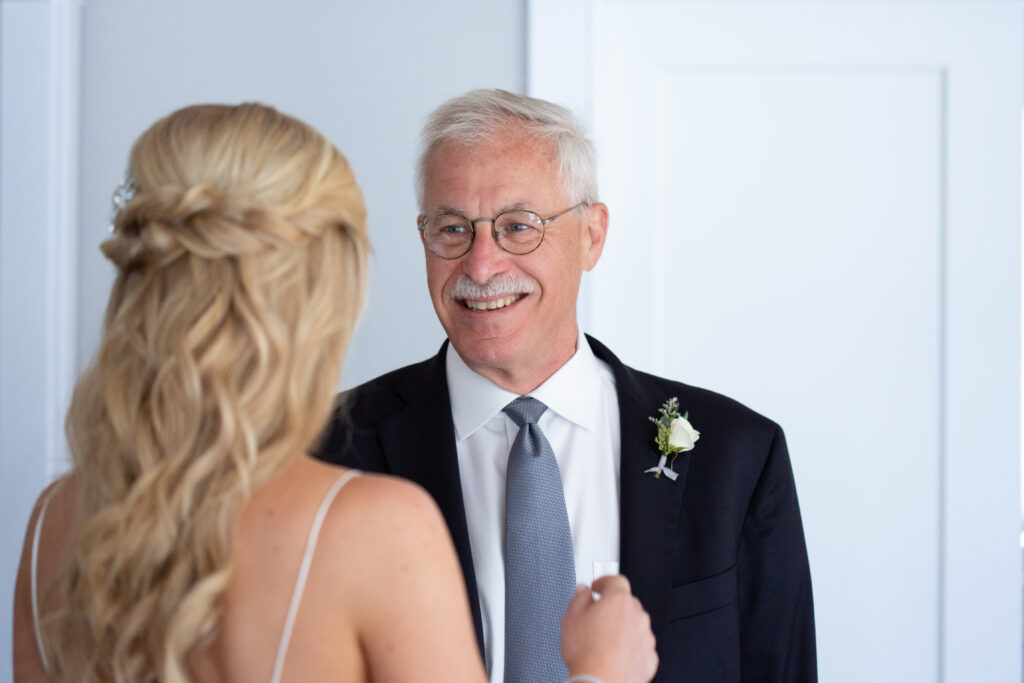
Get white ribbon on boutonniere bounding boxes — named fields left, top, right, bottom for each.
left=645, top=454, right=680, bottom=480
left=646, top=397, right=699, bottom=480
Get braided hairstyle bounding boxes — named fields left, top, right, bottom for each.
left=43, top=103, right=368, bottom=682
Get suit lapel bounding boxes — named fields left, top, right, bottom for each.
left=588, top=336, right=691, bottom=630
left=375, top=344, right=486, bottom=654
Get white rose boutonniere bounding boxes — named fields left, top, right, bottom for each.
left=669, top=415, right=700, bottom=451
left=646, top=397, right=700, bottom=480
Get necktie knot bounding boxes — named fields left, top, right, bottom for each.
left=502, top=396, right=547, bottom=427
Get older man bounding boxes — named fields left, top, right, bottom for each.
left=318, top=89, right=816, bottom=682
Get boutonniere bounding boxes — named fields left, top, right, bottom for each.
left=645, top=397, right=700, bottom=480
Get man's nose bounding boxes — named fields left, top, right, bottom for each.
left=461, top=221, right=510, bottom=282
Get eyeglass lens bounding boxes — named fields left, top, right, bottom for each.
left=424, top=210, right=544, bottom=257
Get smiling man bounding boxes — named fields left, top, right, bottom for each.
left=318, top=89, right=817, bottom=682
left=420, top=127, right=604, bottom=395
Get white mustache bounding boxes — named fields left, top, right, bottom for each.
left=450, top=274, right=535, bottom=300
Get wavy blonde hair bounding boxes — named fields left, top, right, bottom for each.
left=42, top=103, right=368, bottom=682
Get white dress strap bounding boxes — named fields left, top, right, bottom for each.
left=30, top=484, right=60, bottom=672
left=269, top=469, right=361, bottom=683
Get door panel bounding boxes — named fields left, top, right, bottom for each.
left=531, top=2, right=1022, bottom=680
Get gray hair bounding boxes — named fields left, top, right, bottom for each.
left=416, top=89, right=598, bottom=210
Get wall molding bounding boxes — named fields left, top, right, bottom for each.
left=45, top=0, right=82, bottom=476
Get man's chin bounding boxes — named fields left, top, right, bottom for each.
left=450, top=337, right=515, bottom=368
left=442, top=306, right=522, bottom=351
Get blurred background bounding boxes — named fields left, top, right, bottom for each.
left=2, top=1, right=1021, bottom=681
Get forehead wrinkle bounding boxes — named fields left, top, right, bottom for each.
left=434, top=201, right=539, bottom=219
left=497, top=201, right=536, bottom=213
left=432, top=205, right=471, bottom=219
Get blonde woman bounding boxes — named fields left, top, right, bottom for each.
left=12, top=103, right=656, bottom=683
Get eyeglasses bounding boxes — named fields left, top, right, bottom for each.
left=418, top=202, right=586, bottom=259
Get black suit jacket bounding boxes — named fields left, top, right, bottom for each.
left=317, top=336, right=816, bottom=681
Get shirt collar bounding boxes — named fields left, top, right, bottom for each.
left=446, top=329, right=605, bottom=441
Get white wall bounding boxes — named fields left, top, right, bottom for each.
left=2, top=0, right=80, bottom=675
left=76, top=0, right=525, bottom=386
left=2, top=0, right=524, bottom=676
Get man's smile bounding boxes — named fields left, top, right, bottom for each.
left=459, top=293, right=527, bottom=311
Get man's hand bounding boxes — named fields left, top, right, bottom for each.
left=560, top=574, right=658, bottom=683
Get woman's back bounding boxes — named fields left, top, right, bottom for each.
left=189, top=457, right=369, bottom=682
left=16, top=455, right=486, bottom=682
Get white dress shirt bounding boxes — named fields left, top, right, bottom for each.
left=447, top=331, right=622, bottom=682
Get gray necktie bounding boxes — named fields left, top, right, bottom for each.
left=503, top=396, right=575, bottom=683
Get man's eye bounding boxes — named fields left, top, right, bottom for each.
left=504, top=222, right=532, bottom=233
left=438, top=222, right=469, bottom=235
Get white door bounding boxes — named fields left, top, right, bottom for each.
left=530, top=2, right=1022, bottom=681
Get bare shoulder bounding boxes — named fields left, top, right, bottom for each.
left=13, top=472, right=80, bottom=682
left=287, top=463, right=463, bottom=625
left=303, top=466, right=484, bottom=682
left=15, top=472, right=80, bottom=583
left=316, top=468, right=453, bottom=568
left=14, top=477, right=63, bottom=608
left=24, top=474, right=73, bottom=526
left=332, top=470, right=443, bottom=526
left=297, top=462, right=463, bottom=614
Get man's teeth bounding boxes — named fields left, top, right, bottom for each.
left=463, top=294, right=523, bottom=311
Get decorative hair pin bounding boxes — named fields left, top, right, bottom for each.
left=108, top=170, right=138, bottom=232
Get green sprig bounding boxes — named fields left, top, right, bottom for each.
left=649, top=397, right=687, bottom=478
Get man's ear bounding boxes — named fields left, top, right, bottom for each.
left=581, top=202, right=609, bottom=271
left=417, top=215, right=427, bottom=247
